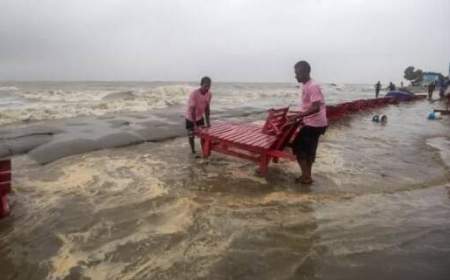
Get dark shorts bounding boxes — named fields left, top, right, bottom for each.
left=292, top=126, right=327, bottom=162
left=185, top=118, right=204, bottom=130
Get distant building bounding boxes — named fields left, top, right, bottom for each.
left=422, top=72, right=443, bottom=86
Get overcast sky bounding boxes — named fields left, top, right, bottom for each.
left=0, top=0, right=449, bottom=83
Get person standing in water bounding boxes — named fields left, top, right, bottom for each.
left=375, top=81, right=381, bottom=98
left=185, top=76, right=212, bottom=156
left=292, top=61, right=328, bottom=185
left=428, top=81, right=436, bottom=99
left=388, top=82, right=396, bottom=91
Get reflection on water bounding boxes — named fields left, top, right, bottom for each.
left=1, top=97, right=450, bottom=279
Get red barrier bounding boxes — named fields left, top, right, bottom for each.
left=0, top=159, right=11, bottom=218
left=325, top=96, right=414, bottom=121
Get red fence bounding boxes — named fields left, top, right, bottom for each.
left=325, top=95, right=426, bottom=121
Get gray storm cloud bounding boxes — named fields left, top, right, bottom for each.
left=0, top=0, right=449, bottom=83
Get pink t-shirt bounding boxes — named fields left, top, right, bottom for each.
left=299, top=79, right=328, bottom=127
left=185, top=88, right=212, bottom=121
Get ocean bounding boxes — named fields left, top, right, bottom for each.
left=0, top=81, right=377, bottom=125
left=0, top=81, right=449, bottom=279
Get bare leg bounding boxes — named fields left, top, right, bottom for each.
left=295, top=153, right=314, bottom=184
left=304, top=159, right=314, bottom=183
left=188, top=131, right=195, bottom=154
left=295, top=154, right=307, bottom=182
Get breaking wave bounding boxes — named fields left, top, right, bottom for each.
left=0, top=85, right=195, bottom=125
left=0, top=86, right=19, bottom=91
left=0, top=82, right=377, bottom=126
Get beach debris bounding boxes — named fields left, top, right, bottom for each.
left=372, top=114, right=387, bottom=123
left=428, top=112, right=442, bottom=120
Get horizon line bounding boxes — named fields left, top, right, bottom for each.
left=0, top=79, right=380, bottom=85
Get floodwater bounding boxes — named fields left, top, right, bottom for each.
left=1, top=82, right=450, bottom=279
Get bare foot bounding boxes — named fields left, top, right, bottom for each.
left=295, top=176, right=313, bottom=185
left=294, top=176, right=304, bottom=183
left=300, top=177, right=313, bottom=185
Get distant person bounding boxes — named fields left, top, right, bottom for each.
left=185, top=76, right=212, bottom=156
left=400, top=81, right=404, bottom=88
left=388, top=82, right=396, bottom=91
left=427, top=81, right=436, bottom=99
left=292, top=61, right=328, bottom=185
left=375, top=81, right=381, bottom=98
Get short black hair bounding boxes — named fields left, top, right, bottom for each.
left=200, top=76, right=211, bottom=85
left=294, top=61, right=311, bottom=73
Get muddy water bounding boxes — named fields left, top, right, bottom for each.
left=1, top=100, right=450, bottom=279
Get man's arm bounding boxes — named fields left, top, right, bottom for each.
left=205, top=105, right=210, bottom=127
left=299, top=101, right=320, bottom=118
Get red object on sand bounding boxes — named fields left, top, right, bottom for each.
left=199, top=96, right=426, bottom=176
left=0, top=159, right=12, bottom=218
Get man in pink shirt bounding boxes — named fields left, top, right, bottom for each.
left=185, top=76, right=212, bottom=155
left=292, top=61, right=328, bottom=185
